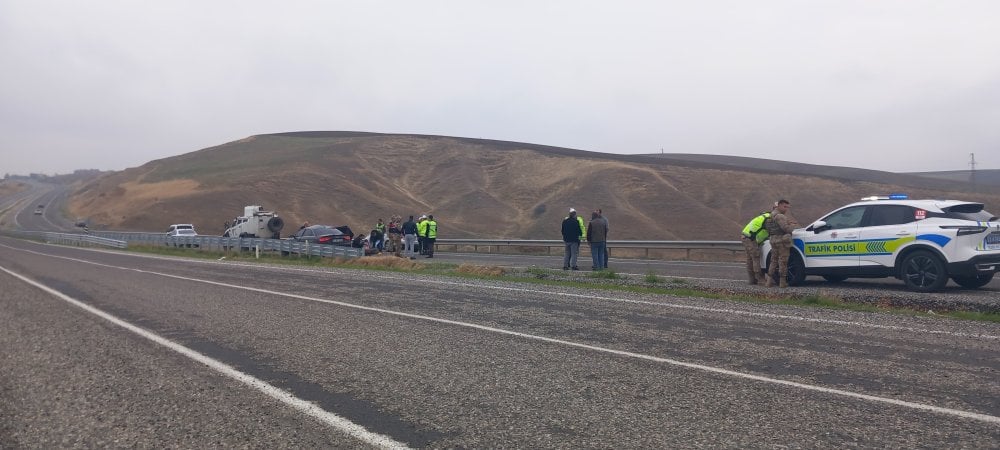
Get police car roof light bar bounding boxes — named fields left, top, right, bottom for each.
left=861, top=193, right=909, bottom=201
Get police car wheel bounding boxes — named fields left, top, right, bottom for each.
left=951, top=273, right=994, bottom=289
left=786, top=253, right=806, bottom=286
left=900, top=251, right=948, bottom=292
left=822, top=275, right=848, bottom=283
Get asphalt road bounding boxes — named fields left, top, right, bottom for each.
left=1, top=237, right=998, bottom=447
left=2, top=181, right=73, bottom=232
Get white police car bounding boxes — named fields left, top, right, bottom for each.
left=761, top=195, right=1000, bottom=292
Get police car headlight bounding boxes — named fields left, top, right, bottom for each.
left=939, top=225, right=988, bottom=236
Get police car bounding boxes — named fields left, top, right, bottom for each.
left=761, top=194, right=1000, bottom=292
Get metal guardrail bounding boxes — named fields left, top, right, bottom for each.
left=432, top=239, right=743, bottom=258
left=13, top=229, right=741, bottom=260
left=13, top=231, right=128, bottom=249
left=88, top=231, right=364, bottom=258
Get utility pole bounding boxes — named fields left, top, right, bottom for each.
left=969, top=153, right=977, bottom=188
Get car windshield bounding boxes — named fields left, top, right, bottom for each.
left=176, top=229, right=196, bottom=235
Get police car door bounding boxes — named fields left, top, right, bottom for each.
left=857, top=204, right=918, bottom=268
left=800, top=205, right=868, bottom=269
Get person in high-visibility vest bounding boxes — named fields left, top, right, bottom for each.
left=424, top=215, right=438, bottom=258
left=740, top=211, right=771, bottom=285
left=417, top=215, right=428, bottom=255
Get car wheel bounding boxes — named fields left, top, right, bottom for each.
left=786, top=253, right=806, bottom=286
left=900, top=251, right=948, bottom=292
left=951, top=273, right=994, bottom=289
left=822, top=275, right=848, bottom=283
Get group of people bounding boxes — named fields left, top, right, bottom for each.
left=370, top=215, right=438, bottom=259
left=561, top=208, right=610, bottom=271
left=741, top=199, right=798, bottom=287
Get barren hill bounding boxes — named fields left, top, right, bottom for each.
left=68, top=132, right=1000, bottom=240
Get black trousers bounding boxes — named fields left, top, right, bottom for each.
left=426, top=238, right=436, bottom=256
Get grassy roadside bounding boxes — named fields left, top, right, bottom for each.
left=126, top=245, right=1000, bottom=323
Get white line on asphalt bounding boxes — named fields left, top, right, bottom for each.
left=7, top=241, right=997, bottom=341
left=368, top=274, right=1000, bottom=340
left=4, top=248, right=999, bottom=425
left=0, top=265, right=412, bottom=450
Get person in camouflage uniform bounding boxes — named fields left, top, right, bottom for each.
left=386, top=215, right=403, bottom=257
left=765, top=199, right=798, bottom=288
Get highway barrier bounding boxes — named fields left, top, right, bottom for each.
left=6, top=229, right=742, bottom=260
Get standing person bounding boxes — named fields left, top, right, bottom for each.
left=417, top=215, right=428, bottom=255
left=597, top=208, right=609, bottom=268
left=562, top=208, right=583, bottom=270
left=374, top=218, right=386, bottom=251
left=387, top=216, right=403, bottom=257
left=740, top=210, right=771, bottom=285
left=587, top=211, right=609, bottom=270
left=765, top=199, right=798, bottom=288
left=402, top=215, right=418, bottom=259
left=424, top=215, right=438, bottom=258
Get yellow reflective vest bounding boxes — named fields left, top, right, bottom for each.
left=742, top=212, right=771, bottom=244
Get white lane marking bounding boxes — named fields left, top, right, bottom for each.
left=5, top=241, right=997, bottom=341
left=4, top=250, right=1000, bottom=425
left=370, top=274, right=1000, bottom=340
left=0, top=265, right=412, bottom=450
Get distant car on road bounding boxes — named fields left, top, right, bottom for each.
left=288, top=225, right=354, bottom=246
left=167, top=224, right=199, bottom=247
left=33, top=208, right=43, bottom=215
left=167, top=224, right=197, bottom=236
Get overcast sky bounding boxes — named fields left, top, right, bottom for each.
left=2, top=1, right=998, bottom=176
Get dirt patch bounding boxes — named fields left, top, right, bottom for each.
left=339, top=254, right=426, bottom=270
left=0, top=181, right=27, bottom=197
left=456, top=264, right=506, bottom=276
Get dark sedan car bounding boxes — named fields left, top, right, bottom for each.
left=289, top=225, right=354, bottom=246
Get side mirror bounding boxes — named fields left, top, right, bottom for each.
left=809, top=220, right=829, bottom=233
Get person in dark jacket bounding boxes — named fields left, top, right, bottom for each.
left=562, top=208, right=583, bottom=270
left=587, top=211, right=609, bottom=270
left=401, top=215, right=418, bottom=259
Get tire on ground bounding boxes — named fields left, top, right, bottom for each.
left=951, top=272, right=994, bottom=289
left=900, top=250, right=948, bottom=292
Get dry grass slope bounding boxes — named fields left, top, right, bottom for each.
left=67, top=132, right=1000, bottom=240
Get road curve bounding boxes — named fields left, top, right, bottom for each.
left=2, top=237, right=998, bottom=447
